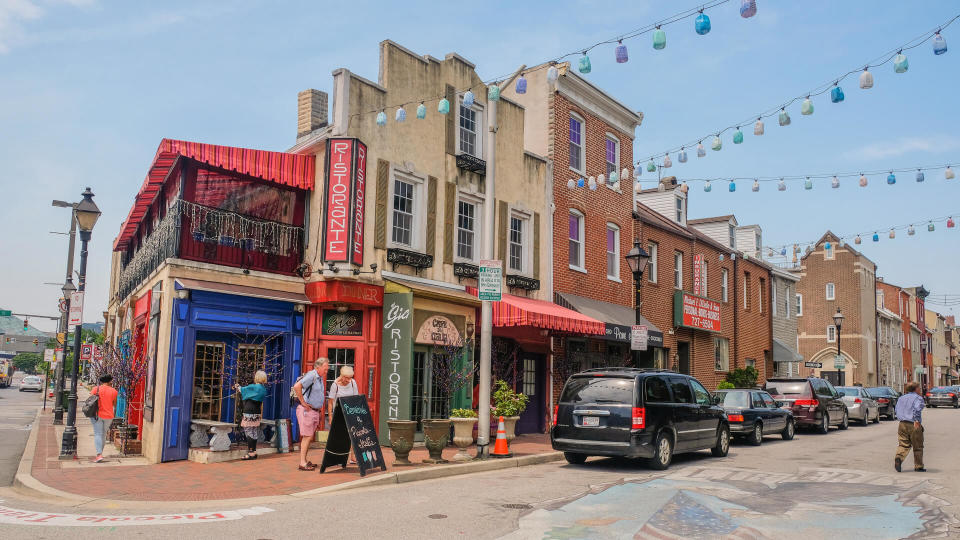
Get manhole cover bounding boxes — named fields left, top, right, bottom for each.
left=503, top=503, right=533, bottom=510
left=428, top=514, right=447, bottom=519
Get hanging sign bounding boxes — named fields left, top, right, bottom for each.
left=319, top=394, right=387, bottom=477
left=631, top=325, right=648, bottom=351
left=68, top=291, right=84, bottom=328
left=693, top=254, right=704, bottom=296
left=321, top=310, right=364, bottom=336
left=43, top=349, right=55, bottom=364
left=80, top=344, right=93, bottom=360
left=379, top=292, right=413, bottom=437
left=478, top=260, right=502, bottom=301
left=673, top=291, right=721, bottom=332
left=322, top=138, right=368, bottom=265
left=415, top=315, right=461, bottom=345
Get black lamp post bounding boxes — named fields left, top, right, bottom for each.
left=625, top=240, right=651, bottom=366
left=55, top=279, right=77, bottom=424
left=60, top=188, right=100, bottom=459
left=833, top=309, right=845, bottom=386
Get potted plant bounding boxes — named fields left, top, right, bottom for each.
left=492, top=379, right=528, bottom=442
left=449, top=408, right=478, bottom=462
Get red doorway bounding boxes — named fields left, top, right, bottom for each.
left=129, top=291, right=151, bottom=437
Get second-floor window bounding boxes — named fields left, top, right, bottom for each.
left=721, top=268, right=729, bottom=302
left=391, top=178, right=415, bottom=247
left=606, top=224, right=619, bottom=280
left=827, top=325, right=837, bottom=343
left=569, top=210, right=584, bottom=270
left=508, top=215, right=526, bottom=273
left=796, top=293, right=803, bottom=316
left=459, top=100, right=482, bottom=158
left=675, top=197, right=684, bottom=222
left=759, top=278, right=766, bottom=314
left=826, top=282, right=836, bottom=300
left=605, top=135, right=619, bottom=178
left=728, top=224, right=736, bottom=249
left=456, top=199, right=477, bottom=260
left=569, top=114, right=584, bottom=172
left=647, top=242, right=658, bottom=283
left=674, top=251, right=683, bottom=289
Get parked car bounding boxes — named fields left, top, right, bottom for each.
left=552, top=368, right=730, bottom=470
left=836, top=386, right=881, bottom=425
left=865, top=386, right=900, bottom=419
left=925, top=386, right=959, bottom=408
left=19, top=375, right=43, bottom=392
left=713, top=389, right=795, bottom=445
left=764, top=377, right=848, bottom=434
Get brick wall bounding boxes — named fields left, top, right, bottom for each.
left=737, top=256, right=772, bottom=385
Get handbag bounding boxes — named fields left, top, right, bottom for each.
left=82, top=386, right=100, bottom=419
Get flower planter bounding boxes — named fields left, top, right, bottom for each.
left=502, top=416, right=520, bottom=442
left=387, top=420, right=417, bottom=466
left=421, top=419, right=451, bottom=464
left=450, top=417, right=478, bottom=462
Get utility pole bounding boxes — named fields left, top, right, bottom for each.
left=477, top=66, right=524, bottom=458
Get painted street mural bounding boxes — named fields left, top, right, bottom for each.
left=504, top=467, right=958, bottom=539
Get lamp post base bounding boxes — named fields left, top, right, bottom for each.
left=59, top=426, right=78, bottom=459
left=53, top=407, right=64, bottom=425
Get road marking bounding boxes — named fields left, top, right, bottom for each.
left=0, top=502, right=274, bottom=527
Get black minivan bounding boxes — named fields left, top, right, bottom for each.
left=551, top=368, right=730, bottom=469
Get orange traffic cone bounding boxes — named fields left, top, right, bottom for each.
left=491, top=416, right=512, bottom=458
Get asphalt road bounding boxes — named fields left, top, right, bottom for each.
left=0, top=373, right=44, bottom=486
left=2, top=404, right=960, bottom=539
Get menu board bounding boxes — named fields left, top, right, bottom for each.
left=319, top=395, right=387, bottom=477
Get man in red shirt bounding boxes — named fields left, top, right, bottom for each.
left=90, top=374, right=119, bottom=463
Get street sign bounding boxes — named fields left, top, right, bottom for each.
left=57, top=333, right=65, bottom=345
left=58, top=298, right=68, bottom=313
left=833, top=354, right=846, bottom=370
left=804, top=361, right=822, bottom=368
left=80, top=344, right=93, bottom=361
left=478, top=260, right=502, bottom=302
left=631, top=325, right=648, bottom=351
left=68, top=291, right=84, bottom=328
left=0, top=310, right=11, bottom=317
left=43, top=349, right=54, bottom=364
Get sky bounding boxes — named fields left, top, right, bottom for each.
left=1, top=0, right=958, bottom=331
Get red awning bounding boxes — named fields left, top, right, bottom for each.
left=466, top=288, right=605, bottom=335
left=113, top=139, right=315, bottom=251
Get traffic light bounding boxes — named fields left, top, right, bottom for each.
left=23, top=318, right=28, bottom=331
left=33, top=338, right=39, bottom=346
left=4, top=337, right=9, bottom=344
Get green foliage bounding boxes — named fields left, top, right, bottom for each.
left=725, top=366, right=760, bottom=389
left=13, top=352, right=42, bottom=374
left=716, top=381, right=735, bottom=390
left=492, top=379, right=529, bottom=417
left=450, top=408, right=478, bottom=418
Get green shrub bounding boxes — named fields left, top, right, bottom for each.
left=450, top=408, right=478, bottom=418
left=716, top=381, right=735, bottom=390
left=492, top=379, right=529, bottom=417
left=725, top=366, right=759, bottom=389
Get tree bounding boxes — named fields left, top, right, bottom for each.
left=13, top=352, right=42, bottom=374
left=725, top=366, right=760, bottom=389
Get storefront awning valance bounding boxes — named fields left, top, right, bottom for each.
left=773, top=338, right=804, bottom=363
left=114, top=138, right=315, bottom=251
left=555, top=291, right=663, bottom=345
left=174, top=278, right=310, bottom=304
left=466, top=288, right=605, bottom=335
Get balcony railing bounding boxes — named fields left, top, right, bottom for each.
left=115, top=199, right=303, bottom=302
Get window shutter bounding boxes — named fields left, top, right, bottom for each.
left=445, top=84, right=456, bottom=155
left=374, top=159, right=389, bottom=249
left=533, top=212, right=541, bottom=279
left=426, top=176, right=438, bottom=257
left=497, top=200, right=508, bottom=262
left=443, top=182, right=456, bottom=264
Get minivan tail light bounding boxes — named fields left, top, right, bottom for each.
left=926, top=393, right=932, bottom=397
left=553, top=405, right=558, bottom=426
left=949, top=393, right=956, bottom=397
left=794, top=399, right=819, bottom=407
left=631, top=407, right=646, bottom=430
left=727, top=414, right=744, bottom=422
left=853, top=398, right=862, bottom=404
left=877, top=398, right=889, bottom=403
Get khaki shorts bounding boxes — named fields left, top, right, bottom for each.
left=296, top=405, right=321, bottom=437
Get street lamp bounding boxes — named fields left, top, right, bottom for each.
left=51, top=199, right=79, bottom=425
left=60, top=187, right=100, bottom=458
left=625, top=240, right=651, bottom=366
left=833, top=309, right=845, bottom=386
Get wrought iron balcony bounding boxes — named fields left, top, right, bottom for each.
left=506, top=274, right=540, bottom=291
left=455, top=153, right=486, bottom=175
left=386, top=248, right=433, bottom=274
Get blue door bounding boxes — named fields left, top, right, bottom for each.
left=162, top=299, right=194, bottom=462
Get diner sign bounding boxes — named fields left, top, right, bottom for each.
left=320, top=395, right=387, bottom=477
left=321, top=310, right=364, bottom=336
left=322, top=137, right=368, bottom=264
left=673, top=291, right=722, bottom=332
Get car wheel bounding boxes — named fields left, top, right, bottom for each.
left=929, top=404, right=936, bottom=408
left=782, top=419, right=795, bottom=440
left=711, top=425, right=731, bottom=457
left=839, top=410, right=849, bottom=430
left=873, top=409, right=881, bottom=423
left=748, top=422, right=763, bottom=446
left=818, top=412, right=830, bottom=434
left=861, top=410, right=870, bottom=426
left=563, top=452, right=587, bottom=465
left=954, top=401, right=959, bottom=409
left=648, top=431, right=673, bottom=470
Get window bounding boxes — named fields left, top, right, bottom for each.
left=826, top=282, right=836, bottom=300
left=458, top=99, right=482, bottom=158
left=668, top=377, right=694, bottom=404
left=568, top=210, right=584, bottom=270
left=743, top=272, right=752, bottom=310
left=714, top=337, right=730, bottom=371
left=193, top=341, right=225, bottom=421
left=827, top=325, right=837, bottom=343
left=877, top=290, right=884, bottom=307
left=674, top=251, right=683, bottom=289
left=456, top=199, right=478, bottom=260
left=644, top=376, right=671, bottom=403
left=522, top=358, right=537, bottom=396
left=759, top=278, right=766, bottom=314
left=825, top=243, right=834, bottom=259
left=728, top=224, right=736, bottom=249
left=784, top=289, right=791, bottom=318
left=391, top=178, right=415, bottom=246
left=772, top=283, right=778, bottom=316
left=647, top=242, right=658, bottom=283
left=690, top=380, right=712, bottom=405
left=721, top=268, right=729, bottom=302
left=569, top=114, right=584, bottom=172
left=675, top=197, right=684, bottom=222
left=604, top=134, right=619, bottom=178
left=755, top=232, right=762, bottom=254
left=701, top=260, right=708, bottom=297
left=606, top=224, right=619, bottom=280
left=508, top=215, right=526, bottom=272
left=796, top=293, right=803, bottom=316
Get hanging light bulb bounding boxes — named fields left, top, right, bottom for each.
left=948, top=217, right=955, bottom=228
left=438, top=98, right=450, bottom=114
left=647, top=160, right=656, bottom=172
left=578, top=51, right=592, bottom=74
left=831, top=176, right=840, bottom=188
left=588, top=176, right=597, bottom=190
left=780, top=247, right=787, bottom=256
left=933, top=32, right=948, bottom=55
left=610, top=171, right=619, bottom=184
left=567, top=178, right=575, bottom=189
left=778, top=108, right=791, bottom=126
left=752, top=179, right=760, bottom=192
left=546, top=64, right=559, bottom=84
left=515, top=73, right=527, bottom=94
left=804, top=177, right=813, bottom=190
left=657, top=181, right=666, bottom=192
left=488, top=84, right=500, bottom=102
left=663, top=154, right=672, bottom=168
left=893, top=51, right=909, bottom=73
left=928, top=222, right=935, bottom=232
left=463, top=90, right=475, bottom=108
left=695, top=11, right=711, bottom=35
left=634, top=181, right=643, bottom=194
left=615, top=41, right=629, bottom=63
left=945, top=166, right=955, bottom=179
left=859, top=173, right=869, bottom=187
left=633, top=167, right=642, bottom=179
left=831, top=83, right=845, bottom=103
left=872, top=232, right=880, bottom=242
left=704, top=180, right=712, bottom=192
left=395, top=106, right=406, bottom=122
left=887, top=172, right=896, bottom=185
left=824, top=241, right=832, bottom=250
left=916, top=170, right=925, bottom=182
left=889, top=228, right=896, bottom=239
left=653, top=26, right=666, bottom=50
left=711, top=135, right=722, bottom=151
left=416, top=102, right=427, bottom=119
left=777, top=178, right=786, bottom=191
left=577, top=177, right=585, bottom=188
left=908, top=224, right=916, bottom=236
left=728, top=180, right=736, bottom=192
left=733, top=128, right=744, bottom=144
left=859, top=67, right=874, bottom=89
left=697, top=142, right=706, bottom=157
left=621, top=167, right=630, bottom=181
left=854, top=235, right=862, bottom=245
left=740, top=0, right=757, bottom=18
left=753, top=118, right=765, bottom=136
left=678, top=148, right=688, bottom=163
left=801, top=97, right=814, bottom=115
left=597, top=173, right=605, bottom=185
left=680, top=181, right=689, bottom=193
left=376, top=110, right=387, bottom=126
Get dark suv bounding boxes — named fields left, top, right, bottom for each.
left=764, top=377, right=849, bottom=433
left=551, top=368, right=730, bottom=470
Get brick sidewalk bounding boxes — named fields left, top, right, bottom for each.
left=29, top=410, right=553, bottom=502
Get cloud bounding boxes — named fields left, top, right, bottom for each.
left=0, top=0, right=95, bottom=53
left=841, top=136, right=960, bottom=161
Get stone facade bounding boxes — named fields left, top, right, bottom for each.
left=877, top=307, right=904, bottom=390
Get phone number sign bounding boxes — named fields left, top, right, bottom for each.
left=673, top=291, right=722, bottom=332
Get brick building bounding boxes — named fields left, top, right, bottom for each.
left=792, top=232, right=878, bottom=386
left=877, top=279, right=912, bottom=389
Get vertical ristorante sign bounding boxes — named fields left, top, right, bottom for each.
left=378, top=292, right=413, bottom=438
left=322, top=137, right=368, bottom=265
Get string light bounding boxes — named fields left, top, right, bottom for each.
left=777, top=178, right=786, bottom=191
left=376, top=110, right=387, bottom=126
left=778, top=108, right=791, bottom=126
left=933, top=32, right=948, bottom=55
left=438, top=98, right=450, bottom=114
left=946, top=166, right=955, bottom=179
left=860, top=67, right=874, bottom=89
left=697, top=142, right=706, bottom=157
left=395, top=107, right=406, bottom=122
left=579, top=51, right=592, bottom=74
left=860, top=173, right=869, bottom=187
left=704, top=180, right=712, bottom=192
left=463, top=90, right=475, bottom=108
left=804, top=177, right=813, bottom=190
left=801, top=97, right=814, bottom=115
left=546, top=64, right=559, bottom=84
left=831, top=83, right=845, bottom=103
left=908, top=224, right=916, bottom=235
left=916, top=170, right=925, bottom=182
left=615, top=41, right=629, bottom=63
left=928, top=222, right=936, bottom=232
left=653, top=26, right=666, bottom=50
left=488, top=84, right=500, bottom=101
left=889, top=228, right=896, bottom=239
left=678, top=148, right=688, bottom=163
left=752, top=179, right=760, bottom=192
left=855, top=235, right=862, bottom=245
left=695, top=11, right=711, bottom=35
left=887, top=172, right=897, bottom=185
left=515, top=73, right=527, bottom=94
left=948, top=217, right=956, bottom=228
left=893, top=51, right=909, bottom=73
left=873, top=232, right=880, bottom=242
left=729, top=180, right=736, bottom=192
left=711, top=135, right=722, bottom=151
left=733, top=127, right=744, bottom=144
left=832, top=175, right=840, bottom=188
left=754, top=118, right=764, bottom=135
left=417, top=102, right=427, bottom=119
left=740, top=0, right=757, bottom=18
left=663, top=154, right=673, bottom=168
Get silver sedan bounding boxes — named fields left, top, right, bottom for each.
left=18, top=375, right=43, bottom=392
left=836, top=386, right=880, bottom=425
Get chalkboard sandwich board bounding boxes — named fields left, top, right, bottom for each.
left=319, top=395, right=388, bottom=477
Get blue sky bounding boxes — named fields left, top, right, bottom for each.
left=1, top=0, right=958, bottom=331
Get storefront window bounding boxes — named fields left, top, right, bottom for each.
left=325, top=348, right=356, bottom=394
left=193, top=341, right=225, bottom=421
left=233, top=344, right=265, bottom=422
left=522, top=358, right=537, bottom=396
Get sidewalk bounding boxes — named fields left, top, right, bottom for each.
left=19, top=404, right=558, bottom=503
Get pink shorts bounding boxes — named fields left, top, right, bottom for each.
left=296, top=405, right=321, bottom=437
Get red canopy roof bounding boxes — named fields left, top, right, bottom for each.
left=466, top=288, right=605, bottom=335
left=113, top=139, right=315, bottom=251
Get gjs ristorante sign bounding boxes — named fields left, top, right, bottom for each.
left=322, top=138, right=368, bottom=265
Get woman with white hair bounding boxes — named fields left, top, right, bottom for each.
left=328, top=365, right=359, bottom=463
left=234, top=370, right=268, bottom=460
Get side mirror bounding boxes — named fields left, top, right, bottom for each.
left=775, top=400, right=786, bottom=408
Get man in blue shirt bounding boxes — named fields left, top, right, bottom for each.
left=894, top=381, right=925, bottom=472
left=294, top=357, right=329, bottom=471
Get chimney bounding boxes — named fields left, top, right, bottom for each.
left=297, top=89, right=328, bottom=138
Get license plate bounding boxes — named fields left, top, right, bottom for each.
left=582, top=416, right=599, bottom=427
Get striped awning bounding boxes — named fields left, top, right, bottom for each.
left=113, top=139, right=315, bottom=251
left=466, top=288, right=605, bottom=335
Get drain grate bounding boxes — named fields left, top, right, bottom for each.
left=428, top=514, right=447, bottom=519
left=502, top=503, right=533, bottom=510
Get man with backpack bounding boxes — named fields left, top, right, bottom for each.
left=293, top=357, right=329, bottom=471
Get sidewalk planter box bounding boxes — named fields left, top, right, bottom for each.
left=388, top=420, right=417, bottom=465
left=450, top=418, right=478, bottom=462
left=421, top=419, right=451, bottom=464
left=113, top=434, right=142, bottom=455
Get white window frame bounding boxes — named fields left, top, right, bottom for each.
left=728, top=224, right=736, bottom=249
left=508, top=211, right=531, bottom=275
left=827, top=325, right=837, bottom=343
left=721, top=268, right=729, bottom=302
left=675, top=196, right=685, bottom=223
left=826, top=282, right=836, bottom=300
left=456, top=96, right=484, bottom=159
left=877, top=290, right=884, bottom=308
left=604, top=133, right=620, bottom=181
left=387, top=169, right=426, bottom=250
left=674, top=251, right=683, bottom=290
left=784, top=287, right=790, bottom=319
left=568, top=112, right=585, bottom=174
left=714, top=337, right=730, bottom=371
left=825, top=244, right=834, bottom=260
left=647, top=241, right=658, bottom=284
left=568, top=209, right=585, bottom=272
left=605, top=223, right=620, bottom=281
left=454, top=192, right=483, bottom=263
left=796, top=293, right=803, bottom=316
left=772, top=283, right=778, bottom=317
